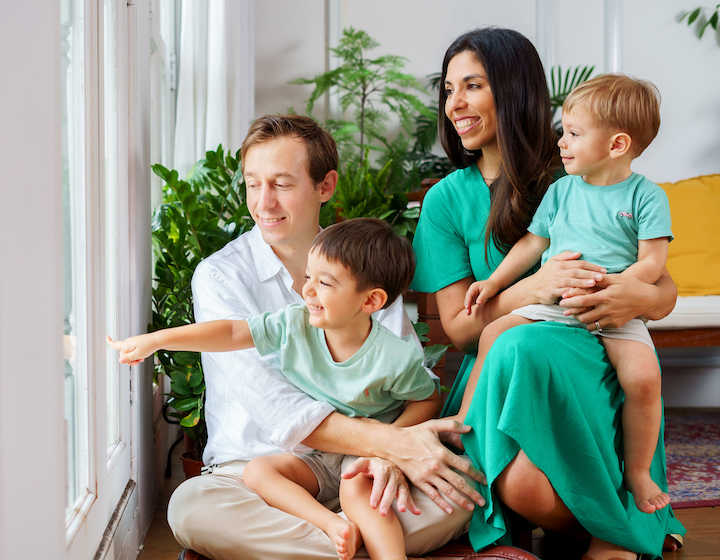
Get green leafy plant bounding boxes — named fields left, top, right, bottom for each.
left=151, top=145, right=251, bottom=458
left=680, top=4, right=720, bottom=39
left=292, top=27, right=439, bottom=195
left=413, top=322, right=451, bottom=371
left=333, top=147, right=420, bottom=239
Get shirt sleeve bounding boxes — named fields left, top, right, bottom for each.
left=247, top=306, right=291, bottom=357
left=389, top=350, right=438, bottom=402
left=374, top=297, right=439, bottom=382
left=527, top=181, right=557, bottom=239
left=637, top=185, right=674, bottom=242
left=412, top=181, right=474, bottom=293
left=192, top=262, right=334, bottom=453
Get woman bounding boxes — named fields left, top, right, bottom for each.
left=412, top=28, right=685, bottom=560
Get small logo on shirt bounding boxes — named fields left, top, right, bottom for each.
left=617, top=211, right=633, bottom=219
left=364, top=388, right=370, bottom=397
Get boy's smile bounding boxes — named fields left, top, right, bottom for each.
left=302, top=250, right=373, bottom=334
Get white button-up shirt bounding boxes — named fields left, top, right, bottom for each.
left=192, top=225, right=431, bottom=464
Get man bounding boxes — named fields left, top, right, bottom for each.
left=167, top=115, right=532, bottom=560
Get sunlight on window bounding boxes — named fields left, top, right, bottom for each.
left=61, top=0, right=89, bottom=522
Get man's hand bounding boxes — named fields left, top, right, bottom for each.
left=342, top=456, right=420, bottom=517
left=388, top=419, right=487, bottom=514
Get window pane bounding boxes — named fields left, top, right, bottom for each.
left=61, top=0, right=89, bottom=520
left=105, top=0, right=120, bottom=453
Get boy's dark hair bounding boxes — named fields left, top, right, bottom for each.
left=310, top=218, right=415, bottom=309
left=241, top=114, right=338, bottom=184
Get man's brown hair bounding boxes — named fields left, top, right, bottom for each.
left=564, top=74, right=661, bottom=157
left=310, top=218, right=415, bottom=309
left=241, top=114, right=338, bottom=184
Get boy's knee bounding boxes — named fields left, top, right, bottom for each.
left=339, top=474, right=371, bottom=501
left=242, top=459, right=265, bottom=492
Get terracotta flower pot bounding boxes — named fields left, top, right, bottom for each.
left=180, top=451, right=203, bottom=479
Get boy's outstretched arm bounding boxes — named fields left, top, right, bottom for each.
left=106, top=320, right=254, bottom=365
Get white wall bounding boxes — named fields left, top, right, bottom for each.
left=255, top=0, right=720, bottom=183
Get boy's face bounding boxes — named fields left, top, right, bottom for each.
left=558, top=106, right=616, bottom=183
left=302, top=250, right=372, bottom=331
left=244, top=136, right=334, bottom=252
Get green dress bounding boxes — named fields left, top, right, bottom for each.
left=411, top=165, right=686, bottom=558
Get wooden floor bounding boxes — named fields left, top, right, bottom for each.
left=137, top=447, right=720, bottom=560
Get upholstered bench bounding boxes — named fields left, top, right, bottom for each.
left=648, top=174, right=720, bottom=348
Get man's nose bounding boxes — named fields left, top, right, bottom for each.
left=257, top=184, right=276, bottom=209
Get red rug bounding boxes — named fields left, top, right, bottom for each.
left=664, top=410, right=720, bottom=509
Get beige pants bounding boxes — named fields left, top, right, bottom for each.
left=167, top=459, right=473, bottom=560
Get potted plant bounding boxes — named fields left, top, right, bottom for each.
left=151, top=146, right=251, bottom=474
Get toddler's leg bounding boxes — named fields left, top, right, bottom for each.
left=455, top=314, right=533, bottom=421
left=244, top=455, right=361, bottom=559
left=603, top=338, right=670, bottom=514
left=340, top=473, right=404, bottom=560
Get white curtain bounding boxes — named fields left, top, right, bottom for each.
left=173, top=0, right=254, bottom=177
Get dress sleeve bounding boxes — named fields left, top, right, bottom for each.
left=412, top=181, right=473, bottom=293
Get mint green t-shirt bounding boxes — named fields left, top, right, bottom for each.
left=529, top=173, right=673, bottom=273
left=247, top=303, right=436, bottom=424
left=412, top=165, right=506, bottom=293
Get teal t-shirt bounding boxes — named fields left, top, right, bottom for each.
left=529, top=173, right=673, bottom=273
left=247, top=303, right=436, bottom=424
left=412, top=165, right=506, bottom=293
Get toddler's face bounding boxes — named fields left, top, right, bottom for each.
left=558, top=107, right=617, bottom=183
left=302, top=250, right=368, bottom=331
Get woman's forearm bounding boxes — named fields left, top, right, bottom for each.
left=435, top=277, right=535, bottom=352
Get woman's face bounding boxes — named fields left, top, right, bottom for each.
left=444, top=51, right=498, bottom=152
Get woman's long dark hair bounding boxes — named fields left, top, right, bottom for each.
left=439, top=28, right=560, bottom=255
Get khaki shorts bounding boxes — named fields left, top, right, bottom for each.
left=297, top=451, right=359, bottom=511
left=511, top=303, right=654, bottom=349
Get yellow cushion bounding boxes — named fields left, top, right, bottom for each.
left=659, top=174, right=720, bottom=297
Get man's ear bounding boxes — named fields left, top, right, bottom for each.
left=609, top=132, right=632, bottom=159
left=318, top=170, right=338, bottom=203
left=362, top=288, right=388, bottom=314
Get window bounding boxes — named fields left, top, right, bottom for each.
left=61, top=0, right=134, bottom=555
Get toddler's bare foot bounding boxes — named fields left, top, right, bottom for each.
left=626, top=471, right=670, bottom=514
left=327, top=517, right=361, bottom=560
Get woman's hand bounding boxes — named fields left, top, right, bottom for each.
left=523, top=251, right=606, bottom=305
left=559, top=272, right=674, bottom=328
left=386, top=419, right=486, bottom=514
left=342, top=457, right=420, bottom=516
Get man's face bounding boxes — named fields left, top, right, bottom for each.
left=243, top=136, right=334, bottom=252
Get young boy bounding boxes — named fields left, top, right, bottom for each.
left=108, top=217, right=441, bottom=560
left=456, top=74, right=672, bottom=515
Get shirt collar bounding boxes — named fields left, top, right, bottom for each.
left=247, top=225, right=289, bottom=284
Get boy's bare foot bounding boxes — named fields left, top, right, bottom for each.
left=327, top=517, right=361, bottom=560
left=626, top=471, right=670, bottom=514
